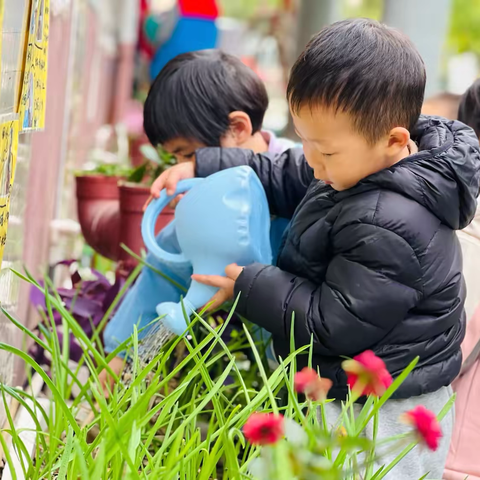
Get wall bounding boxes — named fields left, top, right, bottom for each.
left=20, top=5, right=74, bottom=330
left=0, top=0, right=32, bottom=391
left=0, top=0, right=139, bottom=407
left=20, top=0, right=138, bottom=331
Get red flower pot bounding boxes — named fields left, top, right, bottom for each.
left=76, top=175, right=121, bottom=261
left=118, top=182, right=174, bottom=261
left=76, top=176, right=174, bottom=264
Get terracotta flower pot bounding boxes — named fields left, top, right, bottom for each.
left=118, top=182, right=174, bottom=261
left=76, top=175, right=121, bottom=261
left=76, top=176, right=174, bottom=264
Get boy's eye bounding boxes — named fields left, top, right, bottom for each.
left=183, top=153, right=195, bottom=159
left=322, top=153, right=334, bottom=158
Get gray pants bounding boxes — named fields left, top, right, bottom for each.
left=323, top=386, right=454, bottom=480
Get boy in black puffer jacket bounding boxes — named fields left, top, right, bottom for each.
left=151, top=19, right=480, bottom=478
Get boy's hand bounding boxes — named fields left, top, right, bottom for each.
left=192, top=264, right=243, bottom=311
left=151, top=161, right=195, bottom=198
left=144, top=161, right=195, bottom=210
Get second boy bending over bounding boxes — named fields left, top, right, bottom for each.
left=101, top=50, right=295, bottom=386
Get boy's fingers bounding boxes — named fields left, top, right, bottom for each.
left=165, top=170, right=182, bottom=196
left=143, top=195, right=153, bottom=212
left=225, top=263, right=243, bottom=279
left=168, top=193, right=185, bottom=209
left=192, top=274, right=229, bottom=288
left=144, top=191, right=182, bottom=210
left=151, top=162, right=195, bottom=198
left=150, top=170, right=169, bottom=198
left=150, top=179, right=160, bottom=198
left=203, top=290, right=228, bottom=312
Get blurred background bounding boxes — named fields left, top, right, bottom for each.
left=0, top=0, right=479, bottom=386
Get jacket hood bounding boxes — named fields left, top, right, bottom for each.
left=361, top=115, right=480, bottom=230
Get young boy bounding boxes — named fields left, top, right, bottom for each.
left=151, top=19, right=480, bottom=478
left=102, top=50, right=296, bottom=381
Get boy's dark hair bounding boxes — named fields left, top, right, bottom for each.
left=287, top=18, right=426, bottom=143
left=144, top=50, right=269, bottom=147
left=458, top=79, right=480, bottom=138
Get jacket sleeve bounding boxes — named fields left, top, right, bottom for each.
left=233, top=222, right=424, bottom=356
left=195, top=147, right=313, bottom=218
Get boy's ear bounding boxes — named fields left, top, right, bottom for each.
left=386, top=127, right=410, bottom=155
left=227, top=111, right=254, bottom=145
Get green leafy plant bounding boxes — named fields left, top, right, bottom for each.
left=75, top=144, right=175, bottom=185
left=0, top=266, right=453, bottom=479
left=76, top=163, right=134, bottom=178
left=127, top=145, right=176, bottom=186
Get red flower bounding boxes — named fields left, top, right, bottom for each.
left=342, top=350, right=392, bottom=397
left=294, top=367, right=333, bottom=401
left=401, top=405, right=442, bottom=451
left=243, top=413, right=284, bottom=445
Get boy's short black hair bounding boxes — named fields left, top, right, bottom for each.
left=287, top=18, right=426, bottom=143
left=458, top=79, right=480, bottom=138
left=144, top=50, right=269, bottom=147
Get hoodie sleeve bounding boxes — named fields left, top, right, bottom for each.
left=233, top=221, right=423, bottom=355
left=195, top=147, right=313, bottom=219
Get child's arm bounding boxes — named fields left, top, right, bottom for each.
left=233, top=221, right=423, bottom=355
left=195, top=147, right=313, bottom=219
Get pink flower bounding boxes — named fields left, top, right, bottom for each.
left=401, top=405, right=442, bottom=451
left=342, top=350, right=392, bottom=397
left=294, top=367, right=333, bottom=401
left=243, top=413, right=284, bottom=445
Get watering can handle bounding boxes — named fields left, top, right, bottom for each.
left=141, top=178, right=204, bottom=264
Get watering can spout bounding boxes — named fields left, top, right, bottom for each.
left=142, top=166, right=272, bottom=336
left=156, top=277, right=222, bottom=334
left=156, top=301, right=194, bottom=336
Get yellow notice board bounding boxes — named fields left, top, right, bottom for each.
left=19, top=0, right=49, bottom=131
left=0, top=118, right=19, bottom=269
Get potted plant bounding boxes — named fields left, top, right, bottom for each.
left=118, top=144, right=177, bottom=262
left=75, top=163, right=132, bottom=261
left=76, top=139, right=176, bottom=264
left=75, top=125, right=133, bottom=261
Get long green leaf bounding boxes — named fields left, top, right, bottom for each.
left=0, top=431, right=18, bottom=480
left=0, top=343, right=83, bottom=441
left=57, top=426, right=74, bottom=480
left=243, top=325, right=279, bottom=414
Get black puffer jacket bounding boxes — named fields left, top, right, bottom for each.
left=196, top=116, right=480, bottom=400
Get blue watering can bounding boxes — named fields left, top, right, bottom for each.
left=141, top=166, right=273, bottom=335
